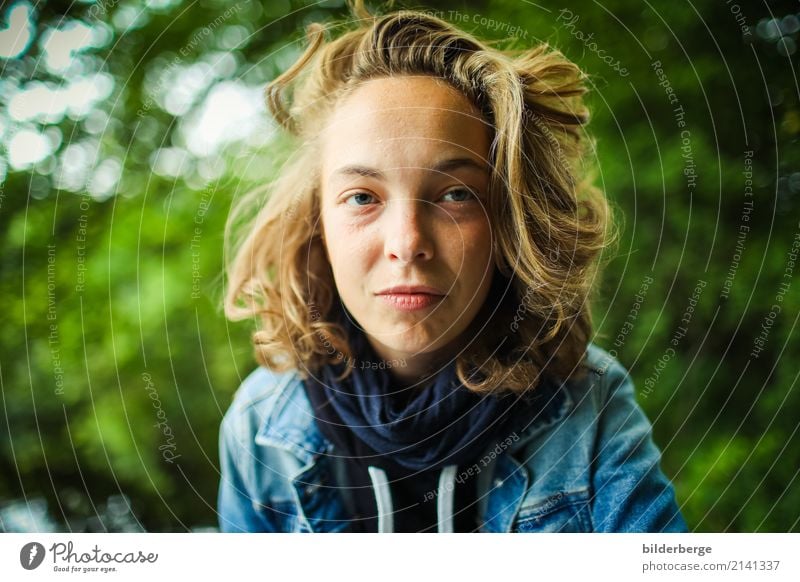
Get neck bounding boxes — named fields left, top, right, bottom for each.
left=365, top=332, right=470, bottom=388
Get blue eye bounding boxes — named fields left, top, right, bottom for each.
left=345, top=192, right=376, bottom=206
left=441, top=188, right=477, bottom=202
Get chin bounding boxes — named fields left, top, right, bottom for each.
left=373, top=329, right=439, bottom=353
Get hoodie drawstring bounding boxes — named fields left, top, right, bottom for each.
left=367, top=466, right=394, bottom=533
left=367, top=464, right=458, bottom=533
left=436, top=464, right=457, bottom=533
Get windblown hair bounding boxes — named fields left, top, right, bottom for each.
left=225, top=0, right=617, bottom=394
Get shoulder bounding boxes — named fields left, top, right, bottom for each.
left=566, top=342, right=635, bottom=408
left=510, top=342, right=629, bottom=447
left=583, top=342, right=627, bottom=378
left=220, top=366, right=300, bottom=442
left=218, top=367, right=314, bottom=516
left=226, top=366, right=298, bottom=415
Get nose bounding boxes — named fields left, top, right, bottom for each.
left=383, top=197, right=434, bottom=263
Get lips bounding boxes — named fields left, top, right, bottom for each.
left=375, top=284, right=446, bottom=312
left=376, top=285, right=445, bottom=295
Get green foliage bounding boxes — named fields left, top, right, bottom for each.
left=1, top=0, right=798, bottom=531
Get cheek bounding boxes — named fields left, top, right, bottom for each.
left=454, top=218, right=493, bottom=271
left=321, top=210, right=375, bottom=276
left=459, top=223, right=494, bottom=305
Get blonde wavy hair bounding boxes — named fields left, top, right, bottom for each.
left=225, top=0, right=616, bottom=394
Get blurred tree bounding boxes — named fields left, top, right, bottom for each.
left=0, top=0, right=797, bottom=531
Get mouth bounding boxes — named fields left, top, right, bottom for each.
left=375, top=285, right=446, bottom=312
left=377, top=293, right=444, bottom=311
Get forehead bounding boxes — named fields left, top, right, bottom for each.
left=320, top=76, right=490, bottom=173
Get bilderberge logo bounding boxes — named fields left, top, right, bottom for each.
left=20, top=542, right=46, bottom=570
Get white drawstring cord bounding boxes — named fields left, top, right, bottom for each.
left=437, top=464, right=457, bottom=533
left=368, top=464, right=459, bottom=533
left=367, top=466, right=394, bottom=533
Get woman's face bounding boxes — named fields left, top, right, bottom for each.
left=319, top=75, right=494, bottom=377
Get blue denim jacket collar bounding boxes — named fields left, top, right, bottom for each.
left=253, top=372, right=574, bottom=532
left=254, top=373, right=332, bottom=464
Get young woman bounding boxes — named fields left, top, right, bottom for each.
left=217, top=1, right=687, bottom=533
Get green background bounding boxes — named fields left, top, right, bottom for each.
left=1, top=0, right=798, bottom=532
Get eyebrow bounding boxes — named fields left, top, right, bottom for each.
left=332, top=157, right=489, bottom=180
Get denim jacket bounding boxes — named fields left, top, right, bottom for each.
left=217, top=343, right=687, bottom=533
